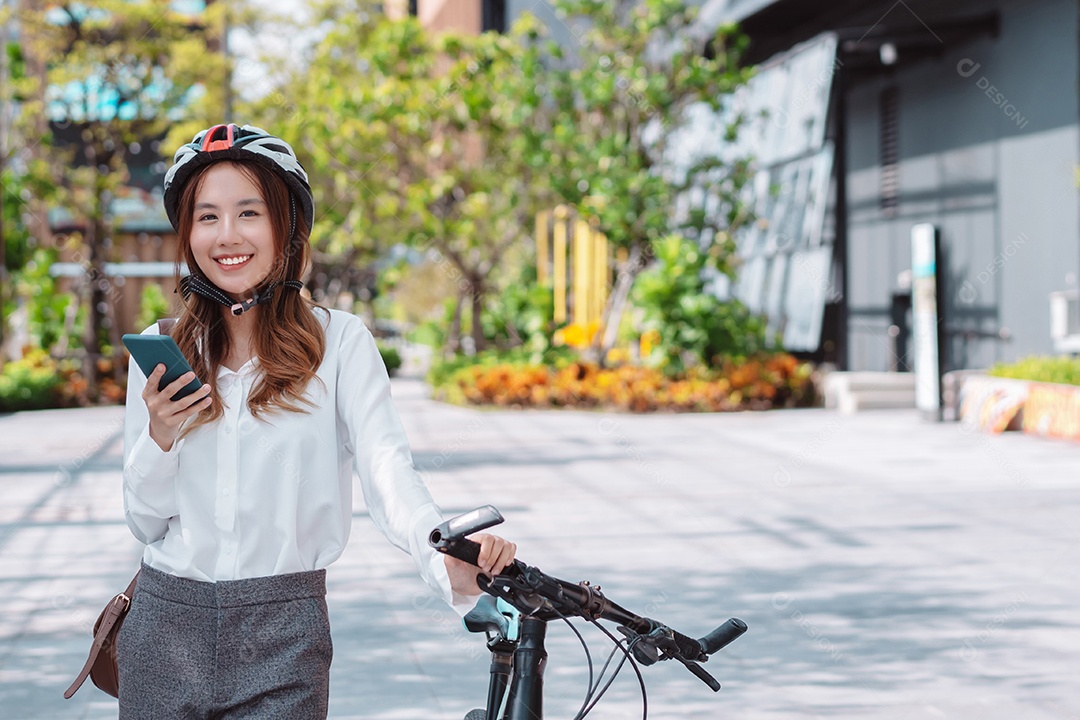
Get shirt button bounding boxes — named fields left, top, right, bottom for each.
left=225, top=425, right=233, bottom=434
left=223, top=488, right=231, bottom=497
left=224, top=546, right=233, bottom=554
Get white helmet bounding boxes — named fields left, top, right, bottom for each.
left=162, top=123, right=314, bottom=234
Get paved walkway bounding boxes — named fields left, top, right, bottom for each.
left=1, top=378, right=1078, bottom=719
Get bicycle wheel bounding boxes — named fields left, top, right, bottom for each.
left=464, top=710, right=486, bottom=720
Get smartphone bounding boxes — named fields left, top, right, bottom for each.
left=121, top=334, right=203, bottom=401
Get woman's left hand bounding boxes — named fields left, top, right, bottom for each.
left=444, top=533, right=517, bottom=596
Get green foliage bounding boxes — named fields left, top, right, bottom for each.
left=378, top=343, right=403, bottom=376
left=12, top=0, right=238, bottom=366
left=9, top=248, right=80, bottom=351
left=256, top=1, right=551, bottom=352
left=0, top=350, right=63, bottom=412
left=988, top=356, right=1080, bottom=386
left=1, top=169, right=41, bottom=273
left=540, top=0, right=753, bottom=263
left=480, top=267, right=555, bottom=356
left=633, top=234, right=768, bottom=374
left=136, top=283, right=171, bottom=332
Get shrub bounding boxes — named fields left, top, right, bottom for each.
left=378, top=343, right=402, bottom=376
left=988, top=356, right=1080, bottom=386
left=632, top=234, right=770, bottom=375
left=0, top=351, right=64, bottom=412
left=137, top=282, right=172, bottom=331
left=430, top=353, right=815, bottom=412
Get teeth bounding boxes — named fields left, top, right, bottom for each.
left=216, top=255, right=252, bottom=266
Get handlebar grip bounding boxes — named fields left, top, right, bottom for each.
left=431, top=536, right=483, bottom=566
left=698, top=618, right=747, bottom=655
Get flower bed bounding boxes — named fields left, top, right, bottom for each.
left=431, top=354, right=815, bottom=412
left=959, top=373, right=1080, bottom=442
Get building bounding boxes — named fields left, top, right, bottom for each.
left=717, top=0, right=1080, bottom=373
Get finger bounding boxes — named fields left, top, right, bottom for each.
left=142, top=364, right=167, bottom=400
left=493, top=541, right=517, bottom=573
left=161, top=371, right=199, bottom=399
left=475, top=534, right=496, bottom=573
left=178, top=383, right=213, bottom=411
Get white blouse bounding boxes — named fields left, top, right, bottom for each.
left=122, top=308, right=466, bottom=611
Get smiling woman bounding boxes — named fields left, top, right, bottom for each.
left=108, top=123, right=516, bottom=719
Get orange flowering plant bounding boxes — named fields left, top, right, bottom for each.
left=430, top=353, right=815, bottom=412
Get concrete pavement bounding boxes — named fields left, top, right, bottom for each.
left=1, top=377, right=1078, bottom=719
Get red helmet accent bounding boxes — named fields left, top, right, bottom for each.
left=200, top=123, right=236, bottom=152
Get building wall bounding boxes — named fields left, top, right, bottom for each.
left=419, top=0, right=481, bottom=34
left=844, top=0, right=1079, bottom=372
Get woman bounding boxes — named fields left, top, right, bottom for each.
left=118, top=123, right=515, bottom=718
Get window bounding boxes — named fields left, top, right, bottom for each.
left=482, top=0, right=505, bottom=33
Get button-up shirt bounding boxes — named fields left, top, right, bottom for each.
left=123, top=308, right=463, bottom=610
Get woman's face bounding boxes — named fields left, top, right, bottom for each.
left=189, top=163, right=277, bottom=300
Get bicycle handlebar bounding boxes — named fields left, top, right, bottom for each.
left=429, top=506, right=746, bottom=692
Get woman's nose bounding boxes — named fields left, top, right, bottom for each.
left=216, top=218, right=242, bottom=244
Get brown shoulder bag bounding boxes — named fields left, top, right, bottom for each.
left=63, top=572, right=139, bottom=699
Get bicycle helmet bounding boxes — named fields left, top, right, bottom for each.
left=163, top=123, right=314, bottom=315
left=163, top=123, right=314, bottom=234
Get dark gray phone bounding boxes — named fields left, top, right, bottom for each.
left=121, top=334, right=203, bottom=401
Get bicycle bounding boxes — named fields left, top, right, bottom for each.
left=429, top=506, right=747, bottom=720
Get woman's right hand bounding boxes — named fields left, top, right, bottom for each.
left=142, top=364, right=213, bottom=452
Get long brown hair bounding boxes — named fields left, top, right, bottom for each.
left=171, top=159, right=326, bottom=436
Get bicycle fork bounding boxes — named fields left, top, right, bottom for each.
left=476, top=616, right=549, bottom=720
left=504, top=617, right=548, bottom=720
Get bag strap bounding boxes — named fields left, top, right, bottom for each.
left=63, top=572, right=139, bottom=699
left=157, top=317, right=177, bottom=335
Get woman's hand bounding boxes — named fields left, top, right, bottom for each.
left=444, top=533, right=517, bottom=597
left=142, top=364, right=213, bottom=451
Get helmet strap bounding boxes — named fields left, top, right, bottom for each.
left=178, top=273, right=304, bottom=316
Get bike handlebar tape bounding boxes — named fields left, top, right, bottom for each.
left=698, top=618, right=748, bottom=655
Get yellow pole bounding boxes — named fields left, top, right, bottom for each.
left=535, top=212, right=549, bottom=286
left=574, top=218, right=591, bottom=328
left=553, top=206, right=568, bottom=324
left=593, top=231, right=607, bottom=328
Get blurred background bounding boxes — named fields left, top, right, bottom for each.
left=2, top=0, right=1078, bottom=425
left=1, top=2, right=1079, bottom=718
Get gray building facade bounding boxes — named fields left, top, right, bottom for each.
left=840, top=0, right=1079, bottom=372
left=713, top=0, right=1080, bottom=372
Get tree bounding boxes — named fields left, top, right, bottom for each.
left=536, top=0, right=754, bottom=354
left=14, top=0, right=231, bottom=391
left=257, top=0, right=551, bottom=353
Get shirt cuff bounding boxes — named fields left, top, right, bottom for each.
left=126, top=425, right=183, bottom=482
left=408, top=503, right=483, bottom=617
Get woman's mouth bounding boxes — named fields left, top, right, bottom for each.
left=214, top=254, right=253, bottom=269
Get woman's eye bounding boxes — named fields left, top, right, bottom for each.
left=240, top=210, right=259, bottom=217
left=198, top=213, right=216, bottom=222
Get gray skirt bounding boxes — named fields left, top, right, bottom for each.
left=117, top=562, right=333, bottom=719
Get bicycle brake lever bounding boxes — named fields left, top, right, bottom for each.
left=479, top=570, right=548, bottom=615
left=681, top=659, right=722, bottom=692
